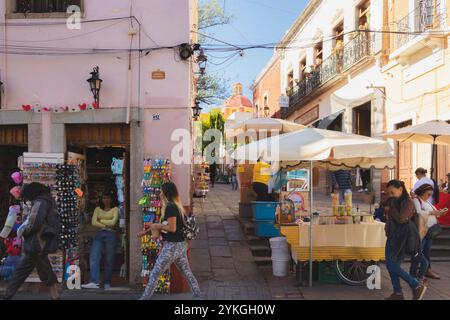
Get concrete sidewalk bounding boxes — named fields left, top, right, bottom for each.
left=8, top=183, right=450, bottom=300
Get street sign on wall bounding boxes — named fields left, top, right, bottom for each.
left=279, top=96, right=289, bottom=109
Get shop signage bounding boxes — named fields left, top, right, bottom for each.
left=295, top=105, right=319, bottom=125
left=152, top=69, right=166, bottom=80
left=279, top=95, right=289, bottom=108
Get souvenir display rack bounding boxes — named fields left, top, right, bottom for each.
left=140, top=158, right=172, bottom=293
left=194, top=163, right=210, bottom=197
left=21, top=153, right=65, bottom=282
left=56, top=164, right=80, bottom=250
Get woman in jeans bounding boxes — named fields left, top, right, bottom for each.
left=82, top=189, right=119, bottom=290
left=384, top=180, right=427, bottom=300
left=138, top=182, right=202, bottom=300
left=411, top=184, right=448, bottom=280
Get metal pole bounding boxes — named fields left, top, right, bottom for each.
left=309, top=160, right=313, bottom=287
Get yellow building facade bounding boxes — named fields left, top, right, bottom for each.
left=383, top=0, right=450, bottom=188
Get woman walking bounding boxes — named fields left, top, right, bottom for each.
left=138, top=182, right=202, bottom=300
left=384, top=180, right=427, bottom=300
left=411, top=184, right=448, bottom=280
left=2, top=183, right=60, bottom=300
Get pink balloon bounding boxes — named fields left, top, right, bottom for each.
left=10, top=186, right=21, bottom=200
left=11, top=172, right=23, bottom=185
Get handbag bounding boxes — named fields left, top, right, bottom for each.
left=426, top=224, right=442, bottom=239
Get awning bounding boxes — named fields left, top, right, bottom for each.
left=313, top=109, right=345, bottom=129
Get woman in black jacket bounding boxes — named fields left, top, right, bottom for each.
left=384, top=180, right=427, bottom=300
left=2, top=183, right=60, bottom=300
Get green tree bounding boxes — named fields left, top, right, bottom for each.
left=201, top=108, right=225, bottom=155
left=196, top=0, right=232, bottom=106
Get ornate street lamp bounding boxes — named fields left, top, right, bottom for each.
left=86, top=66, right=102, bottom=107
left=192, top=100, right=202, bottom=120
left=197, top=49, right=208, bottom=75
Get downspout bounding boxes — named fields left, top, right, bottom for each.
left=126, top=49, right=132, bottom=124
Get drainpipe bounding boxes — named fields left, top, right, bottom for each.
left=126, top=56, right=132, bottom=124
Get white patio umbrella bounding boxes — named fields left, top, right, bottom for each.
left=232, top=128, right=395, bottom=287
left=227, top=118, right=305, bottom=138
left=382, top=120, right=450, bottom=180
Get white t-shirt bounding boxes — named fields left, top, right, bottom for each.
left=413, top=198, right=438, bottom=228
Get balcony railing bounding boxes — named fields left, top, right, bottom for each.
left=394, top=0, right=446, bottom=51
left=286, top=32, right=373, bottom=113
left=16, top=0, right=81, bottom=13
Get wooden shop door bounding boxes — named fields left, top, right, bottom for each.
left=395, top=120, right=413, bottom=190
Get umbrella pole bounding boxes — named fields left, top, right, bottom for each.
left=431, top=135, right=438, bottom=181
left=309, top=160, right=313, bottom=287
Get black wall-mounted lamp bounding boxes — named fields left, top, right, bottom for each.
left=87, top=66, right=102, bottom=107
left=192, top=100, right=202, bottom=120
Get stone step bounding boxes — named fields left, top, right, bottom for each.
left=253, top=256, right=272, bottom=266
left=250, top=245, right=271, bottom=257
left=430, top=245, right=450, bottom=257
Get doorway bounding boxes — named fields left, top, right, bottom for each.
left=395, top=120, right=413, bottom=190
left=353, top=102, right=371, bottom=137
left=66, top=124, right=130, bottom=287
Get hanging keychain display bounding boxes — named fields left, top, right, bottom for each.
left=139, top=157, right=172, bottom=293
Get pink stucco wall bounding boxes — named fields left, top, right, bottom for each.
left=0, top=0, right=195, bottom=204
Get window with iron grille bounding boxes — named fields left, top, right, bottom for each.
left=16, top=0, right=81, bottom=13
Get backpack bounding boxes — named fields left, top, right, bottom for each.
left=41, top=202, right=61, bottom=254
left=181, top=213, right=200, bottom=241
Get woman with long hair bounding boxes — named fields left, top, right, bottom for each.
left=82, top=189, right=119, bottom=290
left=384, top=180, right=427, bottom=300
left=2, top=183, right=60, bottom=300
left=138, top=181, right=202, bottom=300
left=410, top=183, right=448, bottom=280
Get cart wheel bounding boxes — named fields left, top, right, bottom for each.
left=334, top=260, right=376, bottom=286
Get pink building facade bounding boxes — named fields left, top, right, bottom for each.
left=0, top=0, right=198, bottom=285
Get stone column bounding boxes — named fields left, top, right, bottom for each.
left=129, top=120, right=144, bottom=286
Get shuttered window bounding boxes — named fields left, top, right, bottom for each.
left=16, top=0, right=81, bottom=13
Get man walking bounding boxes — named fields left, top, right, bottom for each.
left=332, top=170, right=353, bottom=204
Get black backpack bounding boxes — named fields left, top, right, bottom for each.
left=182, top=213, right=200, bottom=241
left=41, top=201, right=61, bottom=254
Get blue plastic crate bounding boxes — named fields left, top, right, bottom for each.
left=254, top=221, right=281, bottom=238
left=252, top=201, right=278, bottom=221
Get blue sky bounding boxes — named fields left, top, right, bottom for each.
left=202, top=0, right=308, bottom=111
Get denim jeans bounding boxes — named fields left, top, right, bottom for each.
left=231, top=175, right=238, bottom=190
left=89, top=229, right=117, bottom=285
left=385, top=243, right=420, bottom=294
left=410, top=236, right=432, bottom=278
left=339, top=189, right=352, bottom=204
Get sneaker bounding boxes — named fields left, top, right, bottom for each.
left=104, top=284, right=112, bottom=290
left=385, top=293, right=404, bottom=300
left=413, top=284, right=427, bottom=300
left=81, top=282, right=100, bottom=289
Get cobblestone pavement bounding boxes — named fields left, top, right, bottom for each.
left=9, top=183, right=450, bottom=300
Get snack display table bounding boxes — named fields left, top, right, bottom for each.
left=280, top=222, right=386, bottom=286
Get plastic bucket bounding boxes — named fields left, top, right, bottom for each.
left=269, top=237, right=288, bottom=249
left=272, top=259, right=290, bottom=277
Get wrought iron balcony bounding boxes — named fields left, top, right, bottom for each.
left=393, top=0, right=446, bottom=51
left=16, top=0, right=81, bottom=13
left=285, top=32, right=373, bottom=116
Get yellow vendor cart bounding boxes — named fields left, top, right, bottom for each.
left=281, top=221, right=386, bottom=286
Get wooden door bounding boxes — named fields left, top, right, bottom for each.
left=396, top=120, right=413, bottom=190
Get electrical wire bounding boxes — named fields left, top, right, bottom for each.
left=0, top=19, right=126, bottom=43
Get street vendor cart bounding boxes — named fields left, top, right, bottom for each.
left=233, top=127, right=395, bottom=287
